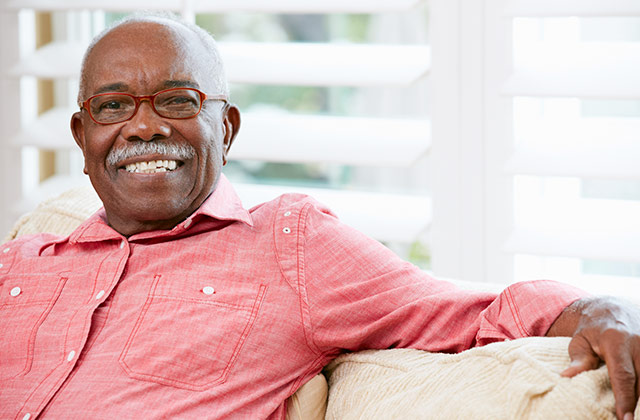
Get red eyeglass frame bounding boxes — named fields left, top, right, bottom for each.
left=79, top=87, right=228, bottom=125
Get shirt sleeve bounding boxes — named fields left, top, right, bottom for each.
left=297, top=199, right=588, bottom=354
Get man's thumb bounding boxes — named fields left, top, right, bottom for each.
left=561, top=337, right=601, bottom=377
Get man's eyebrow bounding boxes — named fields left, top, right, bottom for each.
left=162, top=80, right=200, bottom=89
left=94, top=82, right=129, bottom=95
left=91, top=80, right=199, bottom=96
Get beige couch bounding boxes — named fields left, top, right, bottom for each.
left=4, top=187, right=637, bottom=420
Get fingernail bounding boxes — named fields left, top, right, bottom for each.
left=623, top=412, right=633, bottom=420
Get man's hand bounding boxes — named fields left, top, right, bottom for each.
left=546, top=297, right=640, bottom=420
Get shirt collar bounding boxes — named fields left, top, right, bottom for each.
left=192, top=174, right=253, bottom=227
left=69, top=174, right=252, bottom=244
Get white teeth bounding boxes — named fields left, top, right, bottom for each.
left=124, top=160, right=179, bottom=173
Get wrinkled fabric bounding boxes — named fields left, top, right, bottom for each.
left=325, top=337, right=631, bottom=420
left=0, top=175, right=587, bottom=419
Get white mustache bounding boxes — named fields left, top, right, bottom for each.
left=107, top=142, right=196, bottom=166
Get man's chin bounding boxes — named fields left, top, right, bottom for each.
left=106, top=211, right=187, bottom=236
left=100, top=193, right=195, bottom=235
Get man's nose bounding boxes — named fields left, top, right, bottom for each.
left=121, top=100, right=171, bottom=141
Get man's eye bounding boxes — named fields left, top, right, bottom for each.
left=101, top=100, right=122, bottom=110
left=165, top=95, right=196, bottom=105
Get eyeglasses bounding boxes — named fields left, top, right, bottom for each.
left=80, top=87, right=228, bottom=125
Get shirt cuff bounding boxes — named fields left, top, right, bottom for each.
left=476, top=280, right=590, bottom=346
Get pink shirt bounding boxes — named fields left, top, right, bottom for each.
left=0, top=175, right=586, bottom=419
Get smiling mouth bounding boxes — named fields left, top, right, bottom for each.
left=124, top=160, right=180, bottom=174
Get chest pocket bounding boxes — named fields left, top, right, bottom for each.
left=119, top=274, right=267, bottom=391
left=0, top=273, right=67, bottom=379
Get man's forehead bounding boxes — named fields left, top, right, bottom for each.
left=89, top=21, right=199, bottom=61
left=84, top=22, right=212, bottom=94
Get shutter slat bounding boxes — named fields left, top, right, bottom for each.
left=5, top=0, right=425, bottom=13
left=506, top=143, right=640, bottom=178
left=506, top=229, right=640, bottom=262
left=216, top=42, right=430, bottom=87
left=506, top=117, right=640, bottom=178
left=12, top=107, right=77, bottom=150
left=560, top=274, right=640, bottom=301
left=507, top=199, right=640, bottom=262
left=505, top=0, right=640, bottom=17
left=234, top=182, right=431, bottom=243
left=503, top=42, right=640, bottom=98
left=10, top=41, right=85, bottom=79
left=233, top=112, right=430, bottom=166
left=194, top=0, right=425, bottom=13
left=11, top=42, right=431, bottom=87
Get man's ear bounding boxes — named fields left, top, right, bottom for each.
left=70, top=111, right=89, bottom=174
left=221, top=104, right=241, bottom=166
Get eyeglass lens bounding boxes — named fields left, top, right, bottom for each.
left=89, top=89, right=202, bottom=123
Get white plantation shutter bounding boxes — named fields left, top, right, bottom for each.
left=489, top=0, right=640, bottom=296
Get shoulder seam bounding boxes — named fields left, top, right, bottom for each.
left=295, top=202, right=323, bottom=356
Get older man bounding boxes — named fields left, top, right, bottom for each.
left=1, top=14, right=639, bottom=420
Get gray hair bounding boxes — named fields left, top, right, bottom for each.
left=77, top=12, right=229, bottom=104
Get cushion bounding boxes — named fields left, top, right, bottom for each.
left=3, top=186, right=101, bottom=242
left=286, top=374, right=328, bottom=420
left=324, top=336, right=638, bottom=420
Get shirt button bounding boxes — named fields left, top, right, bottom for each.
left=67, top=350, right=76, bottom=362
left=10, top=287, right=21, bottom=297
left=0, top=263, right=3, bottom=269
left=202, top=286, right=215, bottom=295
left=95, top=290, right=105, bottom=300
left=184, top=219, right=192, bottom=228
left=22, top=413, right=31, bottom=420
left=2, top=247, right=9, bottom=253
left=282, top=227, right=291, bottom=234
left=120, top=240, right=126, bottom=249
left=284, top=211, right=291, bottom=217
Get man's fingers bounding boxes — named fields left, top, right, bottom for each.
left=561, top=335, right=601, bottom=377
left=603, top=343, right=637, bottom=420
left=561, top=356, right=600, bottom=377
left=633, top=358, right=640, bottom=420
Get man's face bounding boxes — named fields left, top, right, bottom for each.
left=71, top=22, right=240, bottom=236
